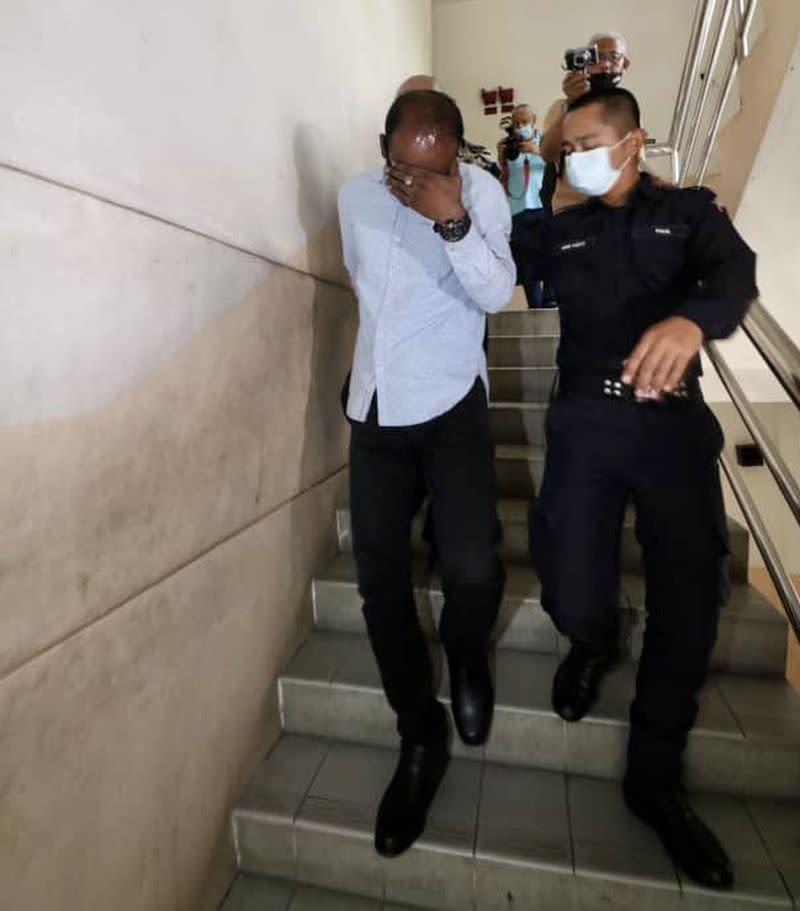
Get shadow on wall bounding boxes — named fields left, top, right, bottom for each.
left=292, top=121, right=355, bottom=508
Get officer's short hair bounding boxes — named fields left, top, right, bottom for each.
left=567, top=88, right=641, bottom=136
left=385, top=90, right=465, bottom=147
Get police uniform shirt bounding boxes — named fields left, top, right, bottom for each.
left=510, top=173, right=758, bottom=375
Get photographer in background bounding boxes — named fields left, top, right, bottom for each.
left=497, top=104, right=548, bottom=307
left=539, top=31, right=631, bottom=212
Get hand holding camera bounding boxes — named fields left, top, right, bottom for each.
left=561, top=44, right=598, bottom=102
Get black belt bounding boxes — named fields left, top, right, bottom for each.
left=559, top=372, right=702, bottom=404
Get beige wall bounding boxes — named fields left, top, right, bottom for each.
left=712, top=402, right=800, bottom=576
left=0, top=2, right=431, bottom=909
left=432, top=0, right=696, bottom=154
left=701, top=6, right=800, bottom=400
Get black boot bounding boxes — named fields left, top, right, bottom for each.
left=624, top=780, right=734, bottom=890
left=375, top=738, right=450, bottom=857
left=446, top=648, right=494, bottom=746
left=552, top=641, right=615, bottom=722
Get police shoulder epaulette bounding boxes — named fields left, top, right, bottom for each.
left=685, top=185, right=717, bottom=201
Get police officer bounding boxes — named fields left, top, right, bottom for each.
left=511, top=88, right=757, bottom=891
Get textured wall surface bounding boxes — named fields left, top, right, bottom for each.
left=0, top=2, right=432, bottom=908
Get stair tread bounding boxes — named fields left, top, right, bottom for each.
left=282, top=631, right=800, bottom=750
left=232, top=733, right=799, bottom=910
left=315, top=552, right=786, bottom=625
left=494, top=443, right=546, bottom=461
left=338, top=498, right=749, bottom=535
left=489, top=399, right=548, bottom=411
left=489, top=364, right=558, bottom=371
left=222, top=873, right=411, bottom=910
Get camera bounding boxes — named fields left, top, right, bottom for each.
left=564, top=44, right=599, bottom=71
left=500, top=117, right=522, bottom=161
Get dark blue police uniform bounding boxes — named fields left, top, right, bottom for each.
left=511, top=173, right=758, bottom=788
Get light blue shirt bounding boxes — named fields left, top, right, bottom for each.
left=506, top=152, right=546, bottom=216
left=338, top=162, right=516, bottom=427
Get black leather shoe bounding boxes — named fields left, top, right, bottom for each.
left=375, top=739, right=450, bottom=857
left=447, top=649, right=494, bottom=746
left=624, top=780, right=734, bottom=890
left=552, top=641, right=615, bottom=722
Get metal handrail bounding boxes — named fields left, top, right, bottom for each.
left=680, top=0, right=735, bottom=183
left=669, top=0, right=718, bottom=154
left=663, top=0, right=800, bottom=645
left=740, top=0, right=759, bottom=56
left=706, top=341, right=800, bottom=523
left=720, top=452, right=800, bottom=643
left=742, top=301, right=800, bottom=410
left=697, top=52, right=740, bottom=183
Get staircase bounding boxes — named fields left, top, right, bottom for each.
left=222, top=310, right=800, bottom=910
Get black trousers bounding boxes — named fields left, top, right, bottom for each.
left=349, top=379, right=505, bottom=744
left=530, top=395, right=730, bottom=788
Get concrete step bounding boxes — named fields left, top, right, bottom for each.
left=278, top=631, right=800, bottom=798
left=487, top=334, right=559, bottom=368
left=488, top=366, right=557, bottom=403
left=221, top=873, right=414, bottom=910
left=489, top=400, right=548, bottom=446
left=494, top=443, right=545, bottom=497
left=232, top=734, right=800, bottom=910
left=312, top=554, right=788, bottom=677
left=335, top=498, right=750, bottom=581
left=489, top=307, right=560, bottom=337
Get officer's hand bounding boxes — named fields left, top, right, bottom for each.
left=520, top=139, right=537, bottom=154
left=563, top=70, right=590, bottom=102
left=622, top=316, right=704, bottom=398
left=386, top=161, right=466, bottom=224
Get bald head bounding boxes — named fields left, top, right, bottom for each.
left=381, top=90, right=464, bottom=176
left=396, top=74, right=441, bottom=96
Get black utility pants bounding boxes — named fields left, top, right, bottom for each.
left=530, top=394, right=730, bottom=787
left=349, top=380, right=505, bottom=744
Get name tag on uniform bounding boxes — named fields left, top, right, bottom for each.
left=634, top=224, right=691, bottom=239
left=560, top=239, right=588, bottom=252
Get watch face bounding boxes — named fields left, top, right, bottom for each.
left=436, top=213, right=471, bottom=242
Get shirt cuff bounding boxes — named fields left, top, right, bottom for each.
left=677, top=301, right=716, bottom=340
left=443, top=219, right=483, bottom=258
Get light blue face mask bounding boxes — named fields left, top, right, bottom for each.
left=564, top=132, right=633, bottom=196
left=514, top=124, right=534, bottom=140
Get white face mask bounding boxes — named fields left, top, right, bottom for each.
left=564, top=133, right=633, bottom=197
left=514, top=124, right=534, bottom=140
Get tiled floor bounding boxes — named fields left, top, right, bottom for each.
left=311, top=554, right=789, bottom=677
left=233, top=734, right=799, bottom=910
left=278, top=631, right=800, bottom=798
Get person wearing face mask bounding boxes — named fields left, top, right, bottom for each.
left=338, top=90, right=513, bottom=858
left=497, top=105, right=548, bottom=307
left=539, top=31, right=631, bottom=212
left=511, top=88, right=757, bottom=893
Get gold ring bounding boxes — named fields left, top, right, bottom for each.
left=404, top=176, right=413, bottom=188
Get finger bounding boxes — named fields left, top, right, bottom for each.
left=664, top=355, right=690, bottom=394
left=387, top=183, right=411, bottom=206
left=636, top=343, right=669, bottom=395
left=386, top=172, right=417, bottom=200
left=649, top=351, right=679, bottom=396
left=622, top=334, right=656, bottom=385
left=387, top=163, right=426, bottom=181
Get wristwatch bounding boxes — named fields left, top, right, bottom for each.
left=433, top=212, right=472, bottom=243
